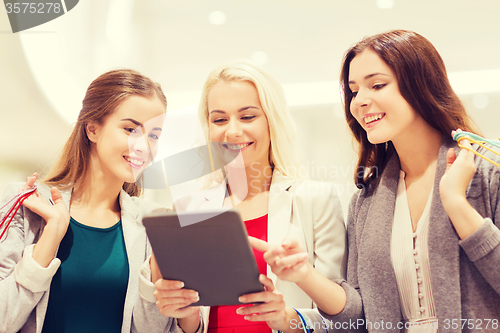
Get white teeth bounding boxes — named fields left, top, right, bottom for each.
left=365, top=114, right=383, bottom=124
left=224, top=143, right=251, bottom=150
left=125, top=156, right=144, bottom=166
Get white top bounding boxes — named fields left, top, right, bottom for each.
left=391, top=171, right=438, bottom=333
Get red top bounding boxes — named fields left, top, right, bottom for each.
left=207, top=214, right=271, bottom=333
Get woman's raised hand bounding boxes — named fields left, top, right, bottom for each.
left=439, top=129, right=477, bottom=206
left=22, top=173, right=70, bottom=241
left=249, top=236, right=311, bottom=283
left=439, top=130, right=485, bottom=239
left=21, top=173, right=70, bottom=267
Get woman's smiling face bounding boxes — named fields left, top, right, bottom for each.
left=348, top=49, right=421, bottom=145
left=87, top=95, right=165, bottom=184
left=207, top=80, right=271, bottom=170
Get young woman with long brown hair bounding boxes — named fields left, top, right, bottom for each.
left=256, top=30, right=500, bottom=333
left=0, top=69, right=195, bottom=333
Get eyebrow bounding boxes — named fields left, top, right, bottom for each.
left=209, top=106, right=260, bottom=114
left=348, top=72, right=390, bottom=85
left=121, top=118, right=162, bottom=131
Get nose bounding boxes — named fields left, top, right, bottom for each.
left=225, top=118, right=243, bottom=140
left=131, top=133, right=151, bottom=156
left=351, top=88, right=371, bottom=110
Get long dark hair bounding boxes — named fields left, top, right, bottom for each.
left=340, top=30, right=480, bottom=189
left=44, top=69, right=167, bottom=197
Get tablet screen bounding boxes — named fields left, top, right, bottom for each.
left=143, top=209, right=265, bottom=306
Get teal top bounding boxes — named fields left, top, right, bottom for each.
left=42, top=217, right=129, bottom=333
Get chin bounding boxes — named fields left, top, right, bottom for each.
left=367, top=137, right=388, bottom=145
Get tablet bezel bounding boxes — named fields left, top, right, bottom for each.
left=143, top=209, right=265, bottom=306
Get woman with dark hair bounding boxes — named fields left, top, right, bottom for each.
left=0, top=69, right=197, bottom=333
left=257, top=30, right=500, bottom=332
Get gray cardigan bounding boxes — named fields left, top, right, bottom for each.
left=0, top=183, right=186, bottom=333
left=320, top=137, right=500, bottom=332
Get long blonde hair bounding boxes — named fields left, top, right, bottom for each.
left=43, top=69, right=167, bottom=197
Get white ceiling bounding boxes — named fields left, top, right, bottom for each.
left=1, top=0, right=500, bottom=181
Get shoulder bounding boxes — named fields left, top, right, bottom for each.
left=1, top=182, right=22, bottom=201
left=283, top=179, right=342, bottom=215
left=474, top=143, right=500, bottom=178
left=1, top=182, right=53, bottom=204
left=292, top=179, right=339, bottom=198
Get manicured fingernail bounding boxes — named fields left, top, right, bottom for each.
left=178, top=282, right=184, bottom=288
left=239, top=296, right=246, bottom=302
left=236, top=308, right=242, bottom=314
left=244, top=316, right=250, bottom=320
left=190, top=291, right=198, bottom=297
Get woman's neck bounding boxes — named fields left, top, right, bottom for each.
left=71, top=167, right=122, bottom=213
left=392, top=124, right=443, bottom=178
left=226, top=161, right=272, bottom=201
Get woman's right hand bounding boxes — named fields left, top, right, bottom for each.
left=21, top=173, right=70, bottom=243
left=153, top=279, right=201, bottom=318
left=249, top=236, right=311, bottom=284
left=150, top=252, right=201, bottom=331
left=20, top=173, right=70, bottom=267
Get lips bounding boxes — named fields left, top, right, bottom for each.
left=124, top=156, right=146, bottom=169
left=363, top=113, right=385, bottom=126
left=222, top=142, right=253, bottom=151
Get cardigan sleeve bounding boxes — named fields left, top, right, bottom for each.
left=458, top=149, right=500, bottom=294
left=317, top=190, right=367, bottom=333
left=0, top=182, right=60, bottom=333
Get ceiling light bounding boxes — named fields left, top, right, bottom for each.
left=208, top=10, right=226, bottom=25
left=376, top=0, right=395, bottom=9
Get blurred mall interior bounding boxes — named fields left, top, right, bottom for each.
left=1, top=0, right=499, bottom=216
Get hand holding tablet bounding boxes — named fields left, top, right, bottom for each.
left=143, top=209, right=265, bottom=307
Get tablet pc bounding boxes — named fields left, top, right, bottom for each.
left=143, top=209, right=265, bottom=306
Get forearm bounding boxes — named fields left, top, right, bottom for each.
left=0, top=244, right=60, bottom=333
left=441, top=196, right=484, bottom=240
left=32, top=225, right=61, bottom=268
left=296, top=264, right=346, bottom=316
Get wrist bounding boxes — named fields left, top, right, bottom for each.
left=178, top=310, right=201, bottom=333
left=295, top=262, right=313, bottom=288
left=278, top=307, right=300, bottom=333
left=441, top=194, right=468, bottom=212
left=441, top=197, right=484, bottom=239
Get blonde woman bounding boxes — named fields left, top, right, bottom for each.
left=150, top=61, right=347, bottom=333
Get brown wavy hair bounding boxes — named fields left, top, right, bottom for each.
left=340, top=30, right=480, bottom=189
left=43, top=69, right=167, bottom=197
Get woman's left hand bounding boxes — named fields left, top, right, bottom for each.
left=439, top=129, right=476, bottom=207
left=237, top=274, right=295, bottom=332
left=440, top=129, right=485, bottom=239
